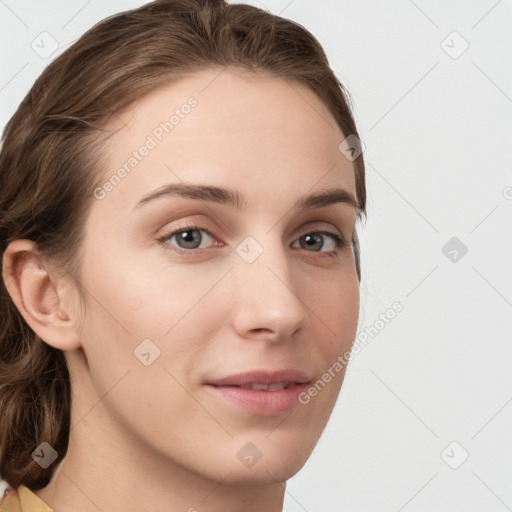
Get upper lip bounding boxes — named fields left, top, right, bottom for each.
left=204, top=369, right=311, bottom=387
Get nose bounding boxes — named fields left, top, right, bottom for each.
left=230, top=237, right=310, bottom=343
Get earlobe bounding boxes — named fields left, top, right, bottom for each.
left=2, top=239, right=82, bottom=351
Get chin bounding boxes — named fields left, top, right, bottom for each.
left=217, top=435, right=315, bottom=486
left=222, top=458, right=308, bottom=487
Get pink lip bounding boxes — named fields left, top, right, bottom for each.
left=204, top=369, right=311, bottom=387
left=204, top=369, right=311, bottom=416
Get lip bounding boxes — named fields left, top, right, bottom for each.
left=204, top=369, right=311, bottom=387
left=204, top=369, right=311, bottom=416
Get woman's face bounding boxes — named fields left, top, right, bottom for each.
left=71, top=67, right=360, bottom=484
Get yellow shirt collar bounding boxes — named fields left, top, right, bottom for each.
left=0, top=485, right=53, bottom=512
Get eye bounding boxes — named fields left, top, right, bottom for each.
left=158, top=224, right=220, bottom=252
left=292, top=231, right=348, bottom=254
left=157, top=224, right=348, bottom=256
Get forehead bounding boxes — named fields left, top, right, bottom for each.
left=94, top=67, right=356, bottom=215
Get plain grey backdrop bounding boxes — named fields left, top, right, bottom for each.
left=1, top=1, right=511, bottom=510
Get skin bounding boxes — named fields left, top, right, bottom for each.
left=3, top=67, right=360, bottom=512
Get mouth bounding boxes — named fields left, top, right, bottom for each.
left=212, top=382, right=297, bottom=391
left=203, top=369, right=311, bottom=416
left=204, top=368, right=311, bottom=387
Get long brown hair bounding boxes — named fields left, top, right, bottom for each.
left=0, top=0, right=366, bottom=491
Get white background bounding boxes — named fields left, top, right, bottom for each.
left=1, top=1, right=511, bottom=510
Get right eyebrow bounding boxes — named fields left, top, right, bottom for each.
left=133, top=183, right=248, bottom=211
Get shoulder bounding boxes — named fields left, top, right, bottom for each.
left=0, top=485, right=53, bottom=512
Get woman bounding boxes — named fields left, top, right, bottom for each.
left=0, top=0, right=366, bottom=510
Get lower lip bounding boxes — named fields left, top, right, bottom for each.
left=204, top=383, right=308, bottom=416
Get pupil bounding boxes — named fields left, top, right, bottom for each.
left=179, top=229, right=201, bottom=248
left=303, top=233, right=322, bottom=251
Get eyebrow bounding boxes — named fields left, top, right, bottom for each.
left=134, top=183, right=359, bottom=212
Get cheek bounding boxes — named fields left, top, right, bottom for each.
left=307, top=271, right=360, bottom=350
left=82, top=249, right=219, bottom=335
left=76, top=253, right=231, bottom=388
left=293, top=272, right=359, bottom=407
left=72, top=274, right=213, bottom=441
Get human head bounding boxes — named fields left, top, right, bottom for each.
left=0, top=0, right=366, bottom=492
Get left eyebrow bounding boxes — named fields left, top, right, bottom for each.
left=133, top=183, right=359, bottom=212
left=297, top=187, right=359, bottom=212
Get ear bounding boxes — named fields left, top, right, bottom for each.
left=2, top=239, right=82, bottom=351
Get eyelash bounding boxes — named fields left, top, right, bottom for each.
left=157, top=222, right=349, bottom=257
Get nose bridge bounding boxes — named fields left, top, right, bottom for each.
left=231, top=232, right=309, bottom=340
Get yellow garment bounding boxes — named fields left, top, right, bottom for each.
left=0, top=486, right=53, bottom=512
